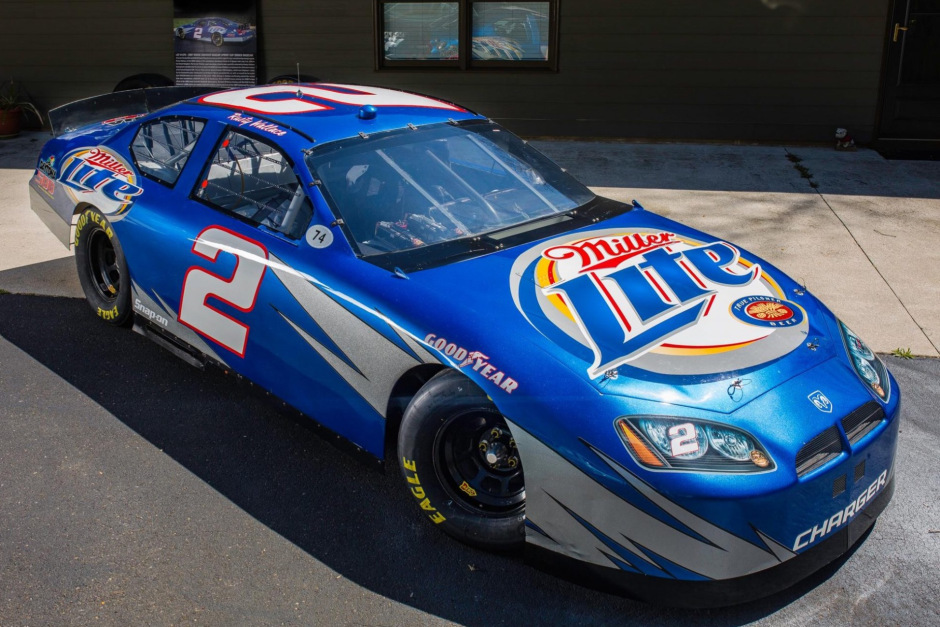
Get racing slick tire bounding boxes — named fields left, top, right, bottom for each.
left=211, top=32, right=223, bottom=47
left=398, top=369, right=525, bottom=552
left=74, top=207, right=133, bottom=327
left=176, top=27, right=186, bottom=39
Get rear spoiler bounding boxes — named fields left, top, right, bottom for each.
left=48, top=86, right=221, bottom=137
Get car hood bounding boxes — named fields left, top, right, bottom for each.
left=402, top=203, right=841, bottom=415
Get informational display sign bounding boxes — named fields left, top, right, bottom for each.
left=173, top=0, right=257, bottom=87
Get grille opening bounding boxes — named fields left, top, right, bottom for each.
left=854, top=460, right=867, bottom=482
left=796, top=426, right=843, bottom=477
left=842, top=401, right=884, bottom=445
left=833, top=474, right=847, bottom=497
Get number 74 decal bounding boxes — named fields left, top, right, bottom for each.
left=179, top=226, right=268, bottom=357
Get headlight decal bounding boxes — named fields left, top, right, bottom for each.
left=640, top=420, right=709, bottom=459
left=616, top=416, right=775, bottom=473
left=839, top=321, right=890, bottom=401
left=616, top=421, right=666, bottom=467
left=512, top=418, right=797, bottom=582
left=705, top=424, right=754, bottom=462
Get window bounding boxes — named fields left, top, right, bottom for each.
left=194, top=130, right=312, bottom=240
left=131, top=117, right=205, bottom=186
left=376, top=1, right=558, bottom=69
left=306, top=121, right=594, bottom=255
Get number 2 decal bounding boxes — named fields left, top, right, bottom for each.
left=668, top=423, right=700, bottom=457
left=179, top=226, right=268, bottom=357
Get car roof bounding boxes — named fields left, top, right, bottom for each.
left=173, top=83, right=484, bottom=148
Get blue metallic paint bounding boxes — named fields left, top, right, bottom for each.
left=27, top=85, right=900, bottom=599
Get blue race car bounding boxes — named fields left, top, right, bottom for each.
left=175, top=17, right=255, bottom=47
left=29, top=84, right=900, bottom=607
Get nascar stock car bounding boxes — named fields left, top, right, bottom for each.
left=28, top=84, right=899, bottom=607
left=175, top=17, right=255, bottom=47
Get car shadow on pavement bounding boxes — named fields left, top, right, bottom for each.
left=0, top=293, right=871, bottom=626
left=0, top=257, right=82, bottom=298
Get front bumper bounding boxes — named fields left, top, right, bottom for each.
left=508, top=389, right=900, bottom=607
left=526, top=476, right=894, bottom=607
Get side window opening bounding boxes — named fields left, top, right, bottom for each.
left=194, top=129, right=312, bottom=240
left=131, top=117, right=205, bottom=186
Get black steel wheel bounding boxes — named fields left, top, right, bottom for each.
left=211, top=31, right=223, bottom=47
left=436, top=407, right=525, bottom=513
left=74, top=207, right=132, bottom=326
left=398, top=370, right=525, bottom=551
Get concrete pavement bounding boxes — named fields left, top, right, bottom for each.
left=1, top=132, right=938, bottom=356
left=0, top=134, right=79, bottom=298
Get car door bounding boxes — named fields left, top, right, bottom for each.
left=122, top=114, right=433, bottom=456
left=194, top=19, right=209, bottom=41
left=143, top=123, right=316, bottom=360
left=124, top=117, right=396, bottom=443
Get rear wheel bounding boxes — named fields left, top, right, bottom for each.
left=211, top=32, right=223, bottom=47
left=398, top=370, right=525, bottom=551
left=113, top=73, right=173, bottom=92
left=74, top=208, right=132, bottom=326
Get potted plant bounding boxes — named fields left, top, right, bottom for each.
left=0, top=80, right=43, bottom=138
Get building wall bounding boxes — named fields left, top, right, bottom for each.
left=0, top=0, right=892, bottom=143
left=1, top=1, right=173, bottom=109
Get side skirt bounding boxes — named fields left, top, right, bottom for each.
left=132, top=314, right=386, bottom=472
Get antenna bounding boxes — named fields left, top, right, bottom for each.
left=296, top=62, right=300, bottom=83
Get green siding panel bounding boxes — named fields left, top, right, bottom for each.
left=0, top=0, right=892, bottom=143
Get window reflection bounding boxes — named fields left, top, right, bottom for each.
left=472, top=2, right=549, bottom=61
left=384, top=2, right=459, bottom=61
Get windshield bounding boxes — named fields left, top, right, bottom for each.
left=306, top=122, right=595, bottom=255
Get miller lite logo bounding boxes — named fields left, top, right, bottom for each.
left=58, top=147, right=143, bottom=218
left=509, top=228, right=808, bottom=378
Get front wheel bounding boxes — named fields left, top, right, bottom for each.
left=74, top=207, right=132, bottom=326
left=398, top=370, right=525, bottom=551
